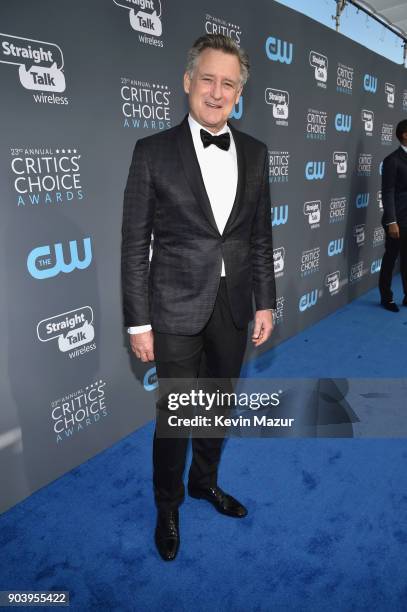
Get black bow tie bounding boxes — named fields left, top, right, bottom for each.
left=200, top=129, right=230, bottom=151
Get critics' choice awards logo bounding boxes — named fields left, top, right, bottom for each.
left=350, top=261, right=364, bottom=283
left=273, top=247, right=285, bottom=278
left=268, top=151, right=289, bottom=183
left=403, top=90, right=407, bottom=112
left=205, top=14, right=241, bottom=45
left=333, top=152, right=348, bottom=178
left=328, top=238, right=344, bottom=256
left=275, top=296, right=285, bottom=325
left=309, top=51, right=328, bottom=88
left=27, top=237, right=92, bottom=280
left=363, top=73, right=377, bottom=93
left=271, top=205, right=288, bottom=227
left=354, top=224, right=365, bottom=247
left=305, top=161, right=325, bottom=180
left=362, top=110, right=374, bottom=136
left=371, top=259, right=381, bottom=274
left=373, top=226, right=385, bottom=247
left=121, top=78, right=171, bottom=130
left=37, top=306, right=96, bottom=359
left=265, top=88, right=289, bottom=125
left=301, top=247, right=320, bottom=277
left=299, top=289, right=318, bottom=312
left=10, top=147, right=83, bottom=208
left=337, top=62, right=353, bottom=94
left=113, top=0, right=163, bottom=46
left=330, top=197, right=346, bottom=223
left=51, top=379, right=108, bottom=444
left=357, top=153, right=373, bottom=176
left=334, top=113, right=351, bottom=133
left=306, top=109, right=327, bottom=140
left=304, top=200, right=321, bottom=228
left=0, top=33, right=68, bottom=104
left=265, top=36, right=293, bottom=64
left=325, top=271, right=341, bottom=296
left=381, top=123, right=393, bottom=146
left=385, top=83, right=395, bottom=108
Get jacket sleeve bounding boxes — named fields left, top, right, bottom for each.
left=250, top=146, right=277, bottom=310
left=382, top=155, right=397, bottom=225
left=121, top=140, right=156, bottom=327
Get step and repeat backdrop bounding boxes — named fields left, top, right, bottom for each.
left=1, top=0, right=406, bottom=512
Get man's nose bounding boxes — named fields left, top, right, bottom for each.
left=210, top=80, right=222, bottom=99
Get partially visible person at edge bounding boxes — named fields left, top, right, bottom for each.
left=379, top=118, right=407, bottom=312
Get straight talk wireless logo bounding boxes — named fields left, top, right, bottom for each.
left=114, top=0, right=164, bottom=47
left=0, top=33, right=68, bottom=104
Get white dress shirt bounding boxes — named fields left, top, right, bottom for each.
left=128, top=114, right=238, bottom=335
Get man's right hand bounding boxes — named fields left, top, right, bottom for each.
left=388, top=223, right=400, bottom=239
left=130, top=330, right=155, bottom=362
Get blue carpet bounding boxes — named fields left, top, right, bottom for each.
left=1, top=277, right=407, bottom=611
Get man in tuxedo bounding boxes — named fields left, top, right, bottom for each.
left=379, top=119, right=407, bottom=312
left=121, top=34, right=276, bottom=561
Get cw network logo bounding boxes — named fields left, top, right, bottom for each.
left=305, top=161, right=325, bottom=180
left=356, top=193, right=369, bottom=208
left=271, top=205, right=288, bottom=226
left=299, top=289, right=318, bottom=312
left=265, top=36, right=293, bottom=64
left=27, top=237, right=92, bottom=279
left=328, top=238, right=344, bottom=256
left=144, top=366, right=158, bottom=391
left=229, top=97, right=243, bottom=120
left=335, top=113, right=352, bottom=132
left=363, top=73, right=377, bottom=93
left=371, top=259, right=381, bottom=274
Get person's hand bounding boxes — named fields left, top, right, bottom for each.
left=252, top=310, right=274, bottom=347
left=388, top=223, right=400, bottom=239
left=129, top=330, right=155, bottom=362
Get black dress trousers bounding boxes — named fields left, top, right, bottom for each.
left=152, top=278, right=248, bottom=511
left=379, top=226, right=407, bottom=302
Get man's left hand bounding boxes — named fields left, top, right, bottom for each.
left=252, top=310, right=274, bottom=347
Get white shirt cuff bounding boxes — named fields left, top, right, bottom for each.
left=128, top=325, right=152, bottom=334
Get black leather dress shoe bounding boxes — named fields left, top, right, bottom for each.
left=155, top=510, right=179, bottom=561
left=381, top=301, right=399, bottom=312
left=188, top=486, right=248, bottom=518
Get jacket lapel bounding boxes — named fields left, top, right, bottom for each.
left=223, top=122, right=246, bottom=234
left=176, top=115, right=220, bottom=234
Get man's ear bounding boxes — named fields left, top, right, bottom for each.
left=183, top=72, right=191, bottom=94
left=234, top=86, right=243, bottom=104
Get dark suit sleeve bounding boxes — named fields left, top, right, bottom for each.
left=382, top=155, right=397, bottom=225
left=121, top=140, right=156, bottom=327
left=250, top=147, right=276, bottom=310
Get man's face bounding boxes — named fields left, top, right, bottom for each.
left=184, top=48, right=242, bottom=133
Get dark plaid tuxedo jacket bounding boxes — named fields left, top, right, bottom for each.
left=382, top=146, right=407, bottom=228
left=121, top=115, right=276, bottom=335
